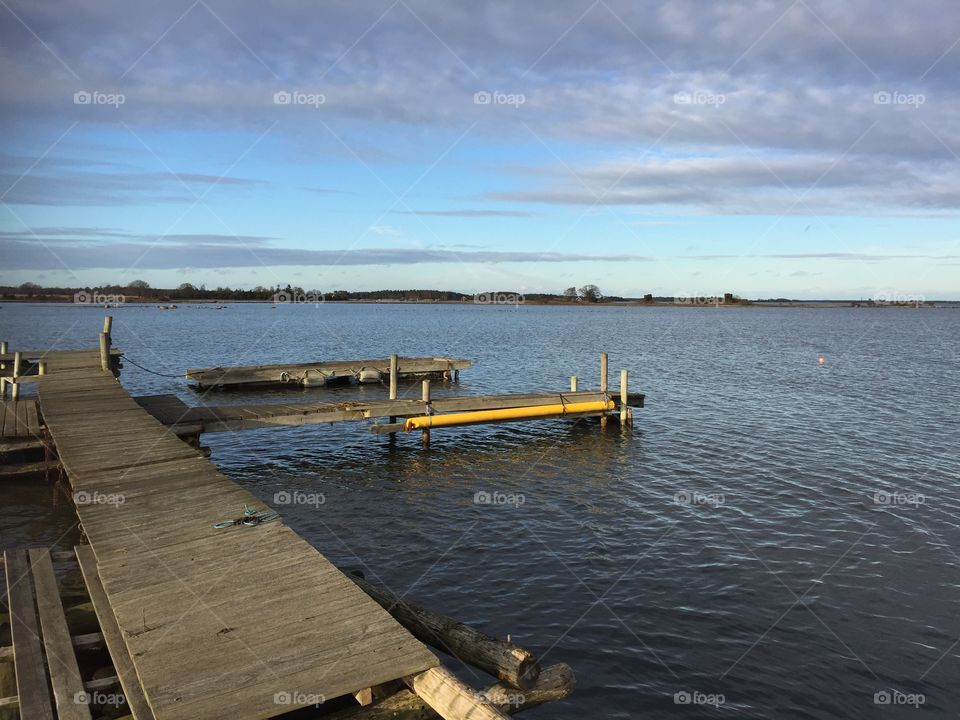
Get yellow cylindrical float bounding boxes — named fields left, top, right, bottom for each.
left=403, top=399, right=615, bottom=431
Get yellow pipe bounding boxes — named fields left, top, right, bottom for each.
left=403, top=400, right=615, bottom=431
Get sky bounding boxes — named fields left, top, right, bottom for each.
left=1, top=0, right=959, bottom=299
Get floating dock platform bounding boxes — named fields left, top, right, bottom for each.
left=185, top=356, right=471, bottom=389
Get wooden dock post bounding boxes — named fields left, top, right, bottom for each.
left=11, top=352, right=21, bottom=400
left=599, top=352, right=608, bottom=428
left=102, top=315, right=113, bottom=340
left=421, top=379, right=431, bottom=448
left=570, top=375, right=578, bottom=392
left=0, top=340, right=6, bottom=370
left=38, top=361, right=46, bottom=376
left=98, top=333, right=110, bottom=372
left=388, top=353, right=399, bottom=435
left=620, top=368, right=630, bottom=427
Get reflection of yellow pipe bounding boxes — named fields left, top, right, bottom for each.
left=403, top=400, right=615, bottom=431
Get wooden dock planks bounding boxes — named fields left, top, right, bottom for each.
left=38, top=367, right=438, bottom=720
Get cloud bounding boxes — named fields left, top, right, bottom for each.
left=0, top=235, right=653, bottom=270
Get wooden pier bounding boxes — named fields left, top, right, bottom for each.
left=0, top=322, right=587, bottom=719
left=185, top=356, right=471, bottom=389
left=134, top=388, right=642, bottom=437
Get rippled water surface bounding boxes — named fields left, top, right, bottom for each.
left=2, top=302, right=959, bottom=718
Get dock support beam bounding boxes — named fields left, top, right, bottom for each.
left=599, top=352, right=608, bottom=428
left=421, top=379, right=431, bottom=448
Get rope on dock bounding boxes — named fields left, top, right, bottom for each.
left=119, top=354, right=183, bottom=378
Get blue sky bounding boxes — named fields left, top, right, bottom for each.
left=2, top=0, right=959, bottom=298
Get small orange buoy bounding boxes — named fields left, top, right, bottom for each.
left=818, top=355, right=825, bottom=365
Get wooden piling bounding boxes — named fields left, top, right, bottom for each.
left=422, top=379, right=431, bottom=448
left=599, top=352, right=608, bottom=428
left=102, top=315, right=113, bottom=338
left=570, top=375, right=577, bottom=392
left=0, top=341, right=6, bottom=370
left=620, top=368, right=629, bottom=426
left=389, top=354, right=398, bottom=401
left=38, top=361, right=46, bottom=376
left=98, top=333, right=110, bottom=372
left=11, top=352, right=21, bottom=400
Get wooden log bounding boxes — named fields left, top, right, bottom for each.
left=406, top=666, right=510, bottom=720
left=480, top=663, right=575, bottom=713
left=346, top=573, right=539, bottom=689
left=327, top=663, right=574, bottom=719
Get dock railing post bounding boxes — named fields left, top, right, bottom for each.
left=99, top=332, right=110, bottom=372
left=11, top=351, right=22, bottom=400
left=620, top=368, right=630, bottom=427
left=599, top=352, right=608, bottom=428
left=570, top=375, right=577, bottom=392
left=421, top=379, right=431, bottom=448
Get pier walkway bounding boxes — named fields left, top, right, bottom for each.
left=34, top=358, right=438, bottom=719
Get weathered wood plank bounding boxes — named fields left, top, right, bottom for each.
left=28, top=549, right=91, bottom=720
left=75, top=545, right=156, bottom=720
left=3, top=549, right=54, bottom=720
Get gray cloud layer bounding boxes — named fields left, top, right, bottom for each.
left=2, top=0, right=960, bottom=222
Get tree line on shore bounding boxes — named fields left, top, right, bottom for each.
left=2, top=281, right=623, bottom=303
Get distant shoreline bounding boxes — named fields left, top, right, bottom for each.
left=1, top=298, right=953, bottom=309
